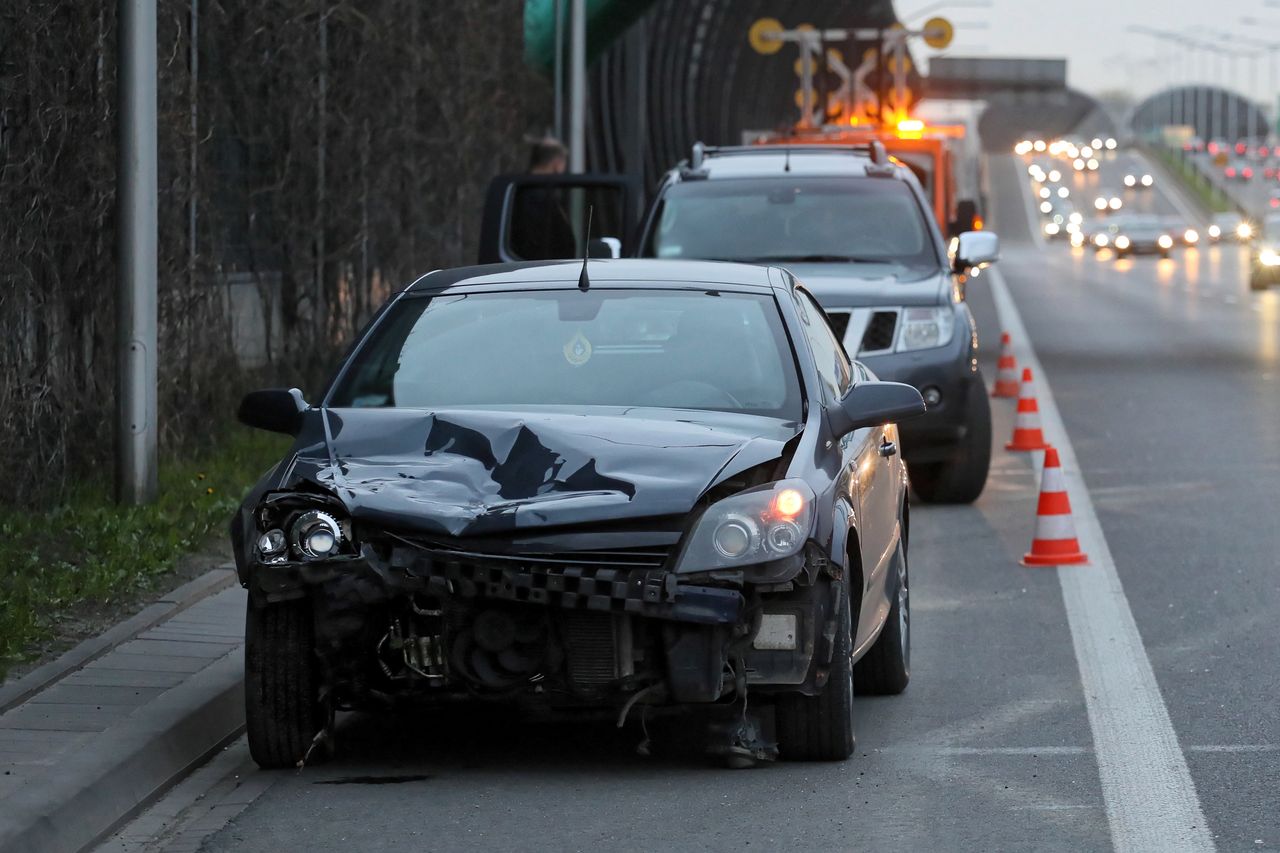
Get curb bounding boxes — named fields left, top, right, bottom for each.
left=0, top=567, right=237, bottom=714
left=0, top=651, right=245, bottom=853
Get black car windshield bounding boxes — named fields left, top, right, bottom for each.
left=327, top=288, right=803, bottom=419
left=643, top=177, right=942, bottom=279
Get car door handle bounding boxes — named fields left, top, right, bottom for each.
left=879, top=439, right=897, bottom=458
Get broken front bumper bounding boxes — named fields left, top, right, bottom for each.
left=250, top=544, right=744, bottom=626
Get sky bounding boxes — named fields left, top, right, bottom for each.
left=905, top=0, right=1280, bottom=104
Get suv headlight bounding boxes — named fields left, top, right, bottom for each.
left=897, top=307, right=955, bottom=352
left=674, top=480, right=815, bottom=573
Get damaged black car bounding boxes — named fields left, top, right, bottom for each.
left=232, top=259, right=925, bottom=768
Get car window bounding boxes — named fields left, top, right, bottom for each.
left=327, top=288, right=803, bottom=420
left=792, top=289, right=851, bottom=401
left=643, top=176, right=942, bottom=279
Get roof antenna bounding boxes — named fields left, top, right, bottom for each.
left=578, top=204, right=594, bottom=292
left=784, top=147, right=791, bottom=172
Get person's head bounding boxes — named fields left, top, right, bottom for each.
left=528, top=136, right=568, bottom=174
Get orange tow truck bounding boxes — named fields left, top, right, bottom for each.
left=749, top=119, right=979, bottom=238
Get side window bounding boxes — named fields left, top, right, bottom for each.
left=793, top=290, right=852, bottom=401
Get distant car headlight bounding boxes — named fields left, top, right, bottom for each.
left=1095, top=233, right=1110, bottom=247
left=1158, top=235, right=1174, bottom=249
left=1044, top=222, right=1060, bottom=236
left=1124, top=174, right=1136, bottom=187
left=1114, top=235, right=1131, bottom=250
left=1141, top=174, right=1154, bottom=187
left=1237, top=222, right=1254, bottom=240
left=674, top=480, right=815, bottom=573
left=1184, top=229, right=1199, bottom=244
left=290, top=510, right=343, bottom=559
left=898, top=306, right=956, bottom=352
left=1259, top=248, right=1280, bottom=266
left=1109, top=197, right=1123, bottom=210
left=1208, top=224, right=1221, bottom=238
left=1070, top=232, right=1085, bottom=247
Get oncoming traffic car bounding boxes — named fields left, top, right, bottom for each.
left=1108, top=215, right=1174, bottom=259
left=232, top=259, right=925, bottom=769
left=635, top=144, right=997, bottom=504
left=1249, top=213, right=1280, bottom=290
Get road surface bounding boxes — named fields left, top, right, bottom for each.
left=98, top=146, right=1280, bottom=853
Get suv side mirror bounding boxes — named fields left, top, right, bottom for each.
left=587, top=237, right=621, bottom=258
left=951, top=230, right=1000, bottom=273
left=827, top=381, right=927, bottom=438
left=238, top=388, right=308, bottom=435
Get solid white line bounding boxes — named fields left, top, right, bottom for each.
left=1134, top=150, right=1204, bottom=226
left=988, top=265, right=1215, bottom=853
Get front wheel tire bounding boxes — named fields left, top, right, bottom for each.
left=854, top=541, right=910, bottom=695
left=245, top=598, right=324, bottom=769
left=909, top=375, right=992, bottom=504
left=776, top=589, right=856, bottom=761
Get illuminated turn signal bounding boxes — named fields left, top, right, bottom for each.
left=773, top=488, right=806, bottom=519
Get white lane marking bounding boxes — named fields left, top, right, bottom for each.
left=880, top=744, right=1278, bottom=757
left=1134, top=150, right=1203, bottom=226
left=989, top=265, right=1215, bottom=853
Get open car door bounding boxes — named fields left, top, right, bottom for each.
left=478, top=174, right=640, bottom=264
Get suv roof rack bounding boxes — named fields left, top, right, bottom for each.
left=679, top=140, right=894, bottom=176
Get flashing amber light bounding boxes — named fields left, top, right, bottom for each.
left=773, top=488, right=806, bottom=520
left=973, top=216, right=984, bottom=231
left=897, top=118, right=925, bottom=133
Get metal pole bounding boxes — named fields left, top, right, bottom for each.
left=553, top=0, right=564, bottom=140
left=1223, top=53, right=1233, bottom=137
left=117, top=0, right=158, bottom=505
left=568, top=0, right=586, bottom=172
left=624, top=17, right=647, bottom=220
left=1250, top=53, right=1259, bottom=142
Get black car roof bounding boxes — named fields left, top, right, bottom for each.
left=406, top=259, right=781, bottom=294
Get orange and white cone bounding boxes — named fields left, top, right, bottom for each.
left=1005, top=367, right=1048, bottom=451
left=1023, top=446, right=1089, bottom=566
left=992, top=333, right=1020, bottom=398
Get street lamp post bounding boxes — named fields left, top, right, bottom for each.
left=117, top=0, right=158, bottom=505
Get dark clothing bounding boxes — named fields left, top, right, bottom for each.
left=511, top=187, right=577, bottom=260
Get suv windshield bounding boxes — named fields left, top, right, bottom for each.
left=328, top=288, right=802, bottom=419
left=643, top=177, right=942, bottom=279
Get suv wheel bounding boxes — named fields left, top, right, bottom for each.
left=909, top=375, right=992, bottom=504
left=245, top=598, right=323, bottom=769
left=776, top=589, right=856, bottom=761
left=854, top=540, right=910, bottom=695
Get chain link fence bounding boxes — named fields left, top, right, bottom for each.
left=1, top=1, right=548, bottom=505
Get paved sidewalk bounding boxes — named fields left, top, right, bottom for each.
left=0, top=576, right=246, bottom=853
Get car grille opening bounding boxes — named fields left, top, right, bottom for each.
left=561, top=612, right=619, bottom=685
left=860, top=310, right=899, bottom=353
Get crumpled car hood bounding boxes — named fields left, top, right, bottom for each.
left=282, top=407, right=799, bottom=537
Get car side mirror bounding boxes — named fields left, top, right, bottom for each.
left=238, top=387, right=308, bottom=435
left=951, top=230, right=1000, bottom=273
left=827, top=381, right=927, bottom=438
left=587, top=237, right=621, bottom=258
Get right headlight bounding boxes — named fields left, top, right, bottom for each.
left=897, top=306, right=955, bottom=352
left=674, top=480, right=816, bottom=573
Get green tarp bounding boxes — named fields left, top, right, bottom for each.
left=523, top=0, right=657, bottom=73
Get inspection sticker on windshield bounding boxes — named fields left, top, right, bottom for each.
left=564, top=330, right=593, bottom=366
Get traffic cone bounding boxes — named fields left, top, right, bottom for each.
left=992, top=333, right=1020, bottom=398
left=1005, top=367, right=1048, bottom=451
left=1023, top=446, right=1089, bottom=566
